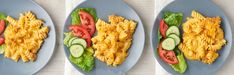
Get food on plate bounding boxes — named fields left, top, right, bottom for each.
left=0, top=44, right=5, bottom=54
left=0, top=12, right=6, bottom=54
left=157, top=11, right=187, bottom=73
left=71, top=8, right=98, bottom=26
left=64, top=8, right=97, bottom=72
left=0, top=12, right=6, bottom=20
left=179, top=10, right=226, bottom=64
left=163, top=11, right=183, bottom=26
left=3, top=11, right=49, bottom=62
left=69, top=47, right=94, bottom=72
left=64, top=32, right=94, bottom=72
left=91, top=15, right=137, bottom=66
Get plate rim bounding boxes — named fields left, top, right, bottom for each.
left=28, top=0, right=57, bottom=74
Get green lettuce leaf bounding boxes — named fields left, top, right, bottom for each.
left=71, top=8, right=98, bottom=25
left=158, top=29, right=162, bottom=43
left=0, top=44, right=6, bottom=54
left=170, top=54, right=187, bottom=74
left=69, top=47, right=94, bottom=72
left=163, top=11, right=183, bottom=26
left=63, top=32, right=73, bottom=46
left=0, top=12, right=6, bottom=20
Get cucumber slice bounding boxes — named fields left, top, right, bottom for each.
left=162, top=38, right=176, bottom=50
left=166, top=26, right=180, bottom=36
left=0, top=44, right=5, bottom=54
left=68, top=37, right=77, bottom=47
left=71, top=38, right=87, bottom=48
left=70, top=44, right=84, bottom=58
left=168, top=34, right=180, bottom=45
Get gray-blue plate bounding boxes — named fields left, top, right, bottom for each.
left=0, top=0, right=56, bottom=75
left=151, top=0, right=232, bottom=75
left=63, top=0, right=145, bottom=75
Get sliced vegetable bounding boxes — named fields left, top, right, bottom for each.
left=79, top=11, right=95, bottom=36
left=170, top=54, right=187, bottom=73
left=71, top=8, right=98, bottom=25
left=163, top=11, right=183, bottom=26
left=162, top=38, right=176, bottom=50
left=0, top=20, right=5, bottom=34
left=70, top=44, right=84, bottom=58
left=158, top=43, right=178, bottom=64
left=71, top=38, right=87, bottom=48
left=68, top=37, right=76, bottom=47
left=69, top=47, right=94, bottom=72
left=159, top=20, right=168, bottom=38
left=168, top=34, right=180, bottom=45
left=166, top=26, right=180, bottom=36
left=0, top=44, right=5, bottom=54
left=0, top=37, right=4, bottom=45
left=69, top=25, right=91, bottom=47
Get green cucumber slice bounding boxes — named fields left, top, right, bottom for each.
left=162, top=38, right=176, bottom=50
left=69, top=44, right=84, bottom=58
left=68, top=37, right=77, bottom=47
left=166, top=26, right=180, bottom=36
left=168, top=34, right=180, bottom=45
left=71, top=38, right=87, bottom=48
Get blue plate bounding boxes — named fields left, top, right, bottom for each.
left=151, top=0, right=232, bottom=75
left=63, top=0, right=145, bottom=75
left=0, top=0, right=56, bottom=75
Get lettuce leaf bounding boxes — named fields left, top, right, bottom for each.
left=69, top=47, right=94, bottom=72
left=71, top=8, right=98, bottom=25
left=0, top=12, right=6, bottom=20
left=163, top=11, right=183, bottom=26
left=170, top=54, right=187, bottom=74
left=63, top=32, right=73, bottom=46
left=158, top=29, right=162, bottom=43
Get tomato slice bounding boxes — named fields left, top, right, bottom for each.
left=158, top=42, right=178, bottom=64
left=0, top=20, right=5, bottom=35
left=0, top=37, right=4, bottom=45
left=79, top=11, right=95, bottom=36
left=69, top=25, right=91, bottom=47
left=159, top=20, right=168, bottom=38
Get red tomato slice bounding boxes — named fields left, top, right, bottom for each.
left=79, top=11, right=95, bottom=36
left=69, top=25, right=91, bottom=47
left=158, top=42, right=178, bottom=64
left=0, top=20, right=5, bottom=35
left=159, top=20, right=168, bottom=38
left=0, top=37, right=4, bottom=45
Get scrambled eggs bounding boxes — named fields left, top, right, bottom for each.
left=91, top=15, right=137, bottom=66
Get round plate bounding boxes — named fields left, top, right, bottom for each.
left=151, top=0, right=232, bottom=75
left=0, top=0, right=56, bottom=75
left=63, top=0, right=145, bottom=75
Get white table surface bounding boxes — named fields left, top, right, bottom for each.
left=33, top=0, right=234, bottom=75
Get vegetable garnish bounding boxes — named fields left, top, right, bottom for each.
left=64, top=8, right=97, bottom=72
left=71, top=8, right=98, bottom=25
left=163, top=11, right=183, bottom=26
left=157, top=11, right=187, bottom=74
